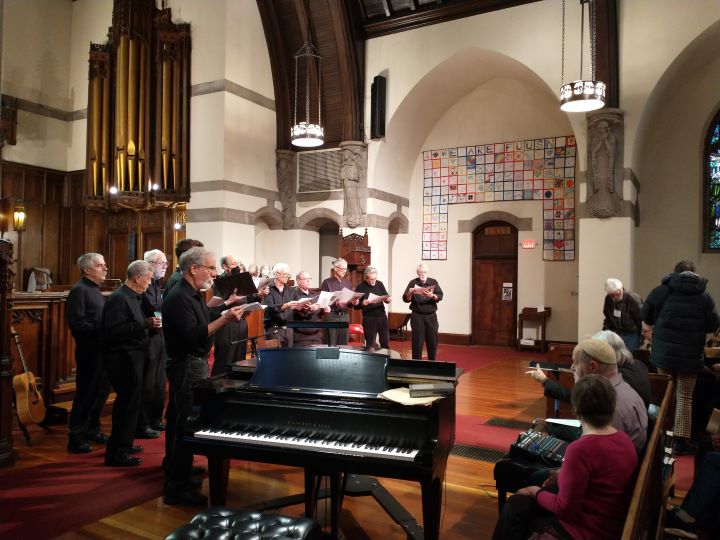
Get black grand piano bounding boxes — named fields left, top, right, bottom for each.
left=184, top=346, right=458, bottom=540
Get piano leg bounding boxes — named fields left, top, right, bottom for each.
left=304, top=470, right=320, bottom=518
left=208, top=455, right=230, bottom=506
left=420, top=470, right=446, bottom=540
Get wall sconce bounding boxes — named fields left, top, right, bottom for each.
left=13, top=200, right=26, bottom=232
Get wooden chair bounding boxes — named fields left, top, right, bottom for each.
left=388, top=312, right=411, bottom=341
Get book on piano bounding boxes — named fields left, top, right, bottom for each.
left=408, top=383, right=455, bottom=397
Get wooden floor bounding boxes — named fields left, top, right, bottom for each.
left=2, top=345, right=546, bottom=540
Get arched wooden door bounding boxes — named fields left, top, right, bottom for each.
left=472, top=221, right=518, bottom=346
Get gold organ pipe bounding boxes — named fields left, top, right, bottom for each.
left=127, top=37, right=137, bottom=191
left=90, top=77, right=101, bottom=197
left=102, top=74, right=109, bottom=194
left=116, top=34, right=129, bottom=191
left=172, top=58, right=179, bottom=190
left=137, top=43, right=146, bottom=190
left=162, top=56, right=171, bottom=190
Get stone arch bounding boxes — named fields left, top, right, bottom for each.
left=296, top=208, right=343, bottom=232
left=458, top=210, right=532, bottom=233
left=387, top=211, right=409, bottom=234
left=253, top=206, right=283, bottom=230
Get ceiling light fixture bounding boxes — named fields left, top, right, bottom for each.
left=291, top=42, right=324, bottom=148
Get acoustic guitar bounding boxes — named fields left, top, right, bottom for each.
left=11, top=326, right=46, bottom=425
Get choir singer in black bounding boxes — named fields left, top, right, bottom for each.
left=354, top=266, right=392, bottom=351
left=403, top=263, right=443, bottom=360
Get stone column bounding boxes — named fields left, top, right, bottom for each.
left=340, top=141, right=367, bottom=229
left=577, top=108, right=639, bottom=341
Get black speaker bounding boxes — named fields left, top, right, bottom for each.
left=370, top=75, right=386, bottom=139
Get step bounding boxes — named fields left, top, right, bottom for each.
left=48, top=393, right=117, bottom=422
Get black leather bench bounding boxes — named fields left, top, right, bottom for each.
left=164, top=507, right=321, bottom=540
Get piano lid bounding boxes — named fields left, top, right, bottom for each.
left=249, top=347, right=389, bottom=398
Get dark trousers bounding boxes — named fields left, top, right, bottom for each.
left=492, top=494, right=571, bottom=540
left=324, top=311, right=349, bottom=346
left=138, top=333, right=167, bottom=430
left=683, top=451, right=720, bottom=526
left=68, top=343, right=111, bottom=443
left=410, top=312, right=439, bottom=360
left=165, top=355, right=208, bottom=494
left=211, top=319, right=248, bottom=376
left=293, top=329, right=324, bottom=347
left=104, top=350, right=144, bottom=457
left=362, top=314, right=389, bottom=350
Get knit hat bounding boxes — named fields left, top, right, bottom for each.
left=604, top=278, right=623, bottom=294
left=579, top=338, right=617, bottom=365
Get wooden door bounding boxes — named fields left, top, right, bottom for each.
left=472, top=222, right=517, bottom=346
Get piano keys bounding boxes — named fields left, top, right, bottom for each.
left=184, top=346, right=458, bottom=540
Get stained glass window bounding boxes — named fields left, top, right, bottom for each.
left=705, top=112, right=720, bottom=250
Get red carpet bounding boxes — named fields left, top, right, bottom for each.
left=0, top=436, right=168, bottom=540
left=456, top=415, right=522, bottom=451
left=396, top=341, right=540, bottom=373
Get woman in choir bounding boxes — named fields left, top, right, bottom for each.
left=492, top=374, right=638, bottom=540
left=353, top=266, right=391, bottom=351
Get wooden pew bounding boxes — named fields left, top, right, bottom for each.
left=620, top=372, right=674, bottom=540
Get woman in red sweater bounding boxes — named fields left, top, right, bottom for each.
left=492, top=374, right=638, bottom=540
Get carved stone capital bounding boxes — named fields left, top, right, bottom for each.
left=585, top=108, right=625, bottom=218
left=339, top=141, right=368, bottom=229
left=276, top=150, right=297, bottom=230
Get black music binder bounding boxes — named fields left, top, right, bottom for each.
left=214, top=271, right=257, bottom=299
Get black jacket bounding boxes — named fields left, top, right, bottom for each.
left=643, top=272, right=720, bottom=373
left=101, top=285, right=149, bottom=353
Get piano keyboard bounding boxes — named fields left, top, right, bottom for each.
left=194, top=427, right=420, bottom=462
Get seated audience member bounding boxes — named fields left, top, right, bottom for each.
left=492, top=375, right=638, bottom=540
left=529, top=338, right=648, bottom=452
left=665, top=451, right=720, bottom=538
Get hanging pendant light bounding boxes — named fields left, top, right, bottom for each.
left=291, top=42, right=324, bottom=148
left=559, top=0, right=606, bottom=112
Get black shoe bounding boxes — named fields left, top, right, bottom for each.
left=150, top=422, right=166, bottom=431
left=87, top=432, right=109, bottom=444
left=135, top=428, right=161, bottom=439
left=664, top=506, right=698, bottom=539
left=67, top=441, right=92, bottom=454
left=130, top=445, right=144, bottom=454
left=191, top=465, right=207, bottom=476
left=105, top=452, right=142, bottom=467
left=163, top=490, right=208, bottom=506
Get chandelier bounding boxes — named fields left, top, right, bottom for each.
left=291, top=42, right=324, bottom=148
left=559, top=0, right=606, bottom=113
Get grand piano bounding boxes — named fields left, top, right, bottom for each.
left=184, top=346, right=458, bottom=540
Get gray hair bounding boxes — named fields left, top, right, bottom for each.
left=248, top=263, right=258, bottom=275
left=364, top=266, right=377, bottom=277
left=272, top=262, right=290, bottom=276
left=417, top=263, right=429, bottom=272
left=296, top=270, right=310, bottom=281
left=127, top=260, right=152, bottom=279
left=77, top=253, right=103, bottom=274
left=332, top=258, right=347, bottom=269
left=143, top=249, right=166, bottom=263
left=592, top=330, right=634, bottom=366
left=220, top=255, right=234, bottom=266
left=604, top=278, right=622, bottom=294
left=179, top=247, right=211, bottom=274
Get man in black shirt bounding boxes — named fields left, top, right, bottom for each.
left=164, top=238, right=204, bottom=294
left=354, top=266, right=392, bottom=351
left=137, top=249, right=169, bottom=437
left=162, top=247, right=245, bottom=506
left=262, top=262, right=299, bottom=347
left=66, top=253, right=111, bottom=453
left=101, top=260, right=156, bottom=467
left=292, top=271, right=327, bottom=347
left=320, top=258, right=354, bottom=345
left=403, top=263, right=444, bottom=360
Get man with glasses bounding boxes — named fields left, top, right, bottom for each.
left=292, top=271, right=327, bottom=347
left=162, top=247, right=245, bottom=505
left=136, top=249, right=168, bottom=438
left=320, top=258, right=355, bottom=345
left=262, top=262, right=299, bottom=347
left=164, top=238, right=204, bottom=294
left=67, top=253, right=112, bottom=453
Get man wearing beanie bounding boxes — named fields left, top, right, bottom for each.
left=572, top=338, right=648, bottom=452
left=603, top=278, right=644, bottom=351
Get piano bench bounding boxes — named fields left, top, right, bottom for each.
left=164, top=507, right=321, bottom=540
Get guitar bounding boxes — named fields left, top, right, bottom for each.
left=11, top=326, right=46, bottom=425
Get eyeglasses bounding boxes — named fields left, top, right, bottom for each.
left=197, top=265, right=217, bottom=272
left=151, top=260, right=169, bottom=266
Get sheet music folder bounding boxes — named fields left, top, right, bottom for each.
left=248, top=347, right=389, bottom=398
left=214, top=271, right=257, bottom=299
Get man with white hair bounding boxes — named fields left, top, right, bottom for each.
left=403, top=263, right=443, bottom=360
left=320, top=258, right=355, bottom=345
left=262, top=262, right=299, bottom=347
left=602, top=278, right=643, bottom=351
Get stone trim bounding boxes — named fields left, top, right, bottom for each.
left=4, top=94, right=86, bottom=122
left=298, top=188, right=408, bottom=207
left=191, top=179, right=278, bottom=201
left=187, top=205, right=284, bottom=230
left=191, top=79, right=275, bottom=111
left=367, top=188, right=409, bottom=207
left=457, top=211, right=532, bottom=233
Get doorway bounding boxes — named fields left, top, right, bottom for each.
left=471, top=221, right=518, bottom=346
